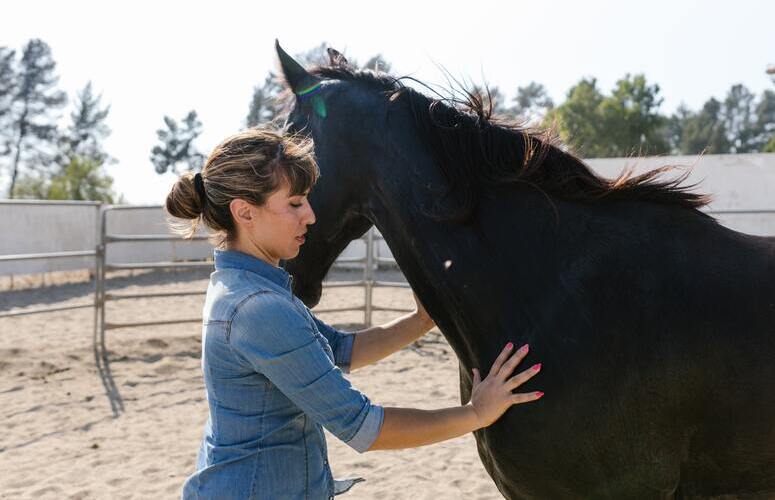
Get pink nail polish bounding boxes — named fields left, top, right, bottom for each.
left=535, top=391, right=544, bottom=398
left=518, top=344, right=529, bottom=353
left=532, top=363, right=541, bottom=371
left=506, top=342, right=513, bottom=350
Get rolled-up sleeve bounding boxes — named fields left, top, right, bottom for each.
left=312, top=315, right=356, bottom=373
left=230, top=292, right=383, bottom=453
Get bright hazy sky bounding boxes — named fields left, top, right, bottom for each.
left=3, top=0, right=773, bottom=203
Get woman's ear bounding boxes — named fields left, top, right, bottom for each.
left=229, top=199, right=254, bottom=227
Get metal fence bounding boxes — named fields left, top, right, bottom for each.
left=2, top=205, right=773, bottom=336
left=90, top=204, right=412, bottom=356
left=0, top=200, right=101, bottom=318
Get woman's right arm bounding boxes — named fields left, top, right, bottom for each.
left=367, top=342, right=543, bottom=451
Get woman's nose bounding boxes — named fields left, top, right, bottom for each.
left=305, top=205, right=316, bottom=225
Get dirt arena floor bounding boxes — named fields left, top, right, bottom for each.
left=0, top=267, right=500, bottom=499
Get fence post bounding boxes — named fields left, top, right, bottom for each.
left=364, top=228, right=374, bottom=327
left=93, top=202, right=103, bottom=349
left=98, top=205, right=108, bottom=355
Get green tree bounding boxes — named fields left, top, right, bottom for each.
left=13, top=156, right=119, bottom=202
left=150, top=110, right=204, bottom=174
left=4, top=39, right=67, bottom=198
left=679, top=97, right=730, bottom=154
left=666, top=85, right=775, bottom=155
left=510, top=82, right=554, bottom=124
left=664, top=104, right=692, bottom=154
left=546, top=75, right=668, bottom=157
left=59, top=81, right=112, bottom=165
left=599, top=74, right=668, bottom=155
left=752, top=89, right=774, bottom=152
left=544, top=78, right=605, bottom=156
left=0, top=47, right=15, bottom=190
left=469, top=84, right=510, bottom=116
left=246, top=73, right=284, bottom=128
left=723, top=84, right=758, bottom=153
left=0, top=47, right=15, bottom=137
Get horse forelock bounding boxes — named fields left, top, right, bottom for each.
left=305, top=63, right=713, bottom=224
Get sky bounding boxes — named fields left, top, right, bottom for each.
left=2, top=0, right=773, bottom=203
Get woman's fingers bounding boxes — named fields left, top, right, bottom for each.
left=487, top=342, right=516, bottom=378
left=511, top=391, right=544, bottom=405
left=505, top=364, right=541, bottom=390
left=497, top=343, right=529, bottom=380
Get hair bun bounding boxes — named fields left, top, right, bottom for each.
left=165, top=172, right=204, bottom=220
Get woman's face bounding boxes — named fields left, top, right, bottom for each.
left=234, top=179, right=316, bottom=265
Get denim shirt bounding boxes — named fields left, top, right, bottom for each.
left=182, top=249, right=384, bottom=500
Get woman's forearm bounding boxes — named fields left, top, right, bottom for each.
left=367, top=405, right=481, bottom=451
left=349, top=312, right=434, bottom=371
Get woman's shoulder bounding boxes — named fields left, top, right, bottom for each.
left=205, top=269, right=296, bottom=323
left=228, top=288, right=317, bottom=354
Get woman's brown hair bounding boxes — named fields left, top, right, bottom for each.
left=165, top=127, right=319, bottom=246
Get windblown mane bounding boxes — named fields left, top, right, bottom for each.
left=310, top=64, right=711, bottom=224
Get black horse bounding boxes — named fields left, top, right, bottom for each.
left=275, top=42, right=775, bottom=499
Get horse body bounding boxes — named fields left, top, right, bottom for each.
left=372, top=163, right=775, bottom=499
left=275, top=42, right=775, bottom=498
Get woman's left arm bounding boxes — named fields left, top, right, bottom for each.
left=349, top=293, right=435, bottom=372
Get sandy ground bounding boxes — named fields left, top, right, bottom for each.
left=0, top=267, right=500, bottom=500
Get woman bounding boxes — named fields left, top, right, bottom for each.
left=166, top=128, right=544, bottom=499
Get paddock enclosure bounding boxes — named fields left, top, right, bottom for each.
left=1, top=153, right=773, bottom=499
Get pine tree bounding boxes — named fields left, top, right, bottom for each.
left=150, top=110, right=205, bottom=174
left=0, top=47, right=15, bottom=134
left=752, top=89, right=775, bottom=152
left=680, top=98, right=730, bottom=154
left=723, top=84, right=758, bottom=153
left=59, top=81, right=112, bottom=165
left=511, top=82, right=554, bottom=125
left=5, top=39, right=67, bottom=198
left=246, top=73, right=284, bottom=127
left=0, top=47, right=16, bottom=172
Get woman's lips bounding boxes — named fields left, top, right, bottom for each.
left=295, top=235, right=306, bottom=244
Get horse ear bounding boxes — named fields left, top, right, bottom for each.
left=327, top=47, right=349, bottom=67
left=275, top=39, right=320, bottom=94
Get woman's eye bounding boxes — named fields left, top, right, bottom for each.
left=290, top=203, right=302, bottom=208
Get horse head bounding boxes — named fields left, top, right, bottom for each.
left=276, top=41, right=386, bottom=307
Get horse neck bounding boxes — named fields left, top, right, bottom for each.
left=362, top=155, right=559, bottom=367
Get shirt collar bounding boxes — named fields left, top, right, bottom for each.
left=214, top=249, right=293, bottom=290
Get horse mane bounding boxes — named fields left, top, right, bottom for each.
left=309, top=64, right=712, bottom=224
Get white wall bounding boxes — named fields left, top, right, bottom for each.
left=587, top=153, right=775, bottom=236
left=0, top=201, right=100, bottom=275
left=1, top=153, right=773, bottom=277
left=0, top=203, right=213, bottom=277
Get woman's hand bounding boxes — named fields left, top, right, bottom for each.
left=412, top=292, right=436, bottom=330
left=469, top=343, right=543, bottom=429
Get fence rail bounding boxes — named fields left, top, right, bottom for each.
left=706, top=209, right=775, bottom=214
left=0, top=201, right=102, bottom=319
left=2, top=203, right=774, bottom=330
